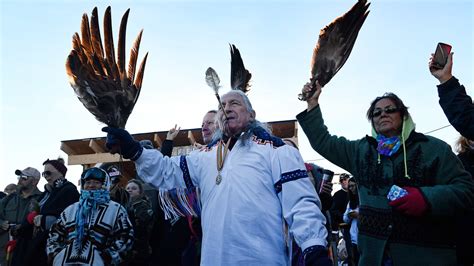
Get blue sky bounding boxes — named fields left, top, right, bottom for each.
left=1, top=0, right=472, bottom=190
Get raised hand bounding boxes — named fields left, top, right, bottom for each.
left=429, top=52, right=453, bottom=84
left=302, top=80, right=323, bottom=112
left=102, top=127, right=142, bottom=160
left=166, top=124, right=181, bottom=141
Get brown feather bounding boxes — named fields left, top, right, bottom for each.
left=299, top=0, right=370, bottom=100
left=66, top=7, right=148, bottom=128
left=103, top=6, right=119, bottom=80
left=80, top=14, right=92, bottom=54
left=90, top=7, right=105, bottom=58
left=117, top=9, right=130, bottom=78
left=134, top=52, right=148, bottom=90
left=128, top=29, right=143, bottom=83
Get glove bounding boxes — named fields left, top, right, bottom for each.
left=303, top=245, right=332, bottom=266
left=102, top=127, right=143, bottom=160
left=388, top=187, right=429, bottom=217
left=26, top=211, right=38, bottom=224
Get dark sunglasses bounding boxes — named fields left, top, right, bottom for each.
left=42, top=171, right=52, bottom=178
left=348, top=184, right=356, bottom=188
left=17, top=175, right=29, bottom=180
left=81, top=167, right=107, bottom=181
left=372, top=106, right=399, bottom=118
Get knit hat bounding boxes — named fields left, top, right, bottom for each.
left=43, top=158, right=68, bottom=177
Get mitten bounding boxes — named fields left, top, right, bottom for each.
left=26, top=211, right=38, bottom=224
left=303, top=245, right=332, bottom=266
left=102, top=127, right=143, bottom=160
left=388, top=187, right=429, bottom=217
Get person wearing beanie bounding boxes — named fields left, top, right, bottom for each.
left=47, top=167, right=134, bottom=266
left=11, top=158, right=79, bottom=266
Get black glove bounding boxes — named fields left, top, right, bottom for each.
left=102, top=127, right=143, bottom=160
left=303, top=245, right=332, bottom=266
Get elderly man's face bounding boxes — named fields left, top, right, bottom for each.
left=201, top=112, right=216, bottom=144
left=219, top=92, right=254, bottom=137
left=372, top=98, right=403, bottom=138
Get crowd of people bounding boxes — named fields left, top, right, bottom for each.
left=0, top=51, right=473, bottom=266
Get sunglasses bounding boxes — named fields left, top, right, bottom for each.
left=81, top=167, right=107, bottom=181
left=348, top=185, right=356, bottom=188
left=372, top=106, right=400, bottom=118
left=42, top=171, right=52, bottom=178
left=17, top=175, right=29, bottom=180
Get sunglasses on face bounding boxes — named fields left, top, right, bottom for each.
left=348, top=184, right=356, bottom=188
left=372, top=106, right=400, bottom=118
left=42, top=171, right=52, bottom=178
left=17, top=175, right=29, bottom=180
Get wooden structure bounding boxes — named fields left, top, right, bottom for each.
left=61, top=119, right=298, bottom=180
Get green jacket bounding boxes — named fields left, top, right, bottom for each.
left=297, top=106, right=474, bottom=266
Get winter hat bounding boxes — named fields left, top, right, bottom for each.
left=43, top=158, right=68, bottom=177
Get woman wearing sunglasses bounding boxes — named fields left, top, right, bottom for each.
left=47, top=167, right=134, bottom=266
left=297, top=82, right=474, bottom=266
left=11, top=158, right=79, bottom=266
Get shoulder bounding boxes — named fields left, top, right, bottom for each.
left=251, top=126, right=285, bottom=148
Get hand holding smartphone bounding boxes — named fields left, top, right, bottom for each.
left=430, top=42, right=452, bottom=70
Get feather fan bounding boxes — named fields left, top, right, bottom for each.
left=205, top=67, right=227, bottom=114
left=66, top=6, right=148, bottom=128
left=229, top=44, right=252, bottom=93
left=299, top=0, right=370, bottom=100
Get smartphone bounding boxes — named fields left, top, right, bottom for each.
left=431, top=42, right=452, bottom=70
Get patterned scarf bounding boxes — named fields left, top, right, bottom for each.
left=75, top=189, right=110, bottom=245
left=376, top=135, right=401, bottom=156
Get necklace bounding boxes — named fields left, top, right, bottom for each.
left=216, top=138, right=231, bottom=185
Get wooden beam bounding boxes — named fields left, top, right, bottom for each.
left=88, top=139, right=105, bottom=153
left=153, top=133, right=162, bottom=148
left=68, top=153, right=129, bottom=165
left=60, top=142, right=77, bottom=155
left=187, top=130, right=196, bottom=146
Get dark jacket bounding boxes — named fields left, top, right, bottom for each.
left=329, top=189, right=348, bottom=230
left=127, top=194, right=154, bottom=264
left=0, top=189, right=42, bottom=264
left=456, top=149, right=474, bottom=265
left=12, top=179, right=79, bottom=266
left=297, top=105, right=474, bottom=266
left=438, top=76, right=474, bottom=140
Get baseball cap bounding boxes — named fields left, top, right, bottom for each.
left=15, top=167, right=40, bottom=179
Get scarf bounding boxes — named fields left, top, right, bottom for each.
left=75, top=189, right=110, bottom=245
left=376, top=135, right=401, bottom=156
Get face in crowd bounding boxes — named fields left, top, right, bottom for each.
left=17, top=176, right=38, bottom=192
left=42, top=164, right=63, bottom=186
left=201, top=111, right=217, bottom=144
left=340, top=175, right=349, bottom=191
left=218, top=91, right=255, bottom=137
left=367, top=93, right=408, bottom=138
left=81, top=167, right=107, bottom=191
left=126, top=181, right=143, bottom=199
left=4, top=184, right=17, bottom=195
left=348, top=179, right=358, bottom=194
left=83, top=179, right=103, bottom=191
left=372, top=98, right=403, bottom=137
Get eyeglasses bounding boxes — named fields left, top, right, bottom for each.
left=17, top=175, right=29, bottom=180
left=348, top=185, right=356, bottom=188
left=42, top=171, right=52, bottom=178
left=372, top=106, right=400, bottom=118
left=81, top=167, right=107, bottom=181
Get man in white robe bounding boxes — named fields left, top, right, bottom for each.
left=103, top=90, right=330, bottom=265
